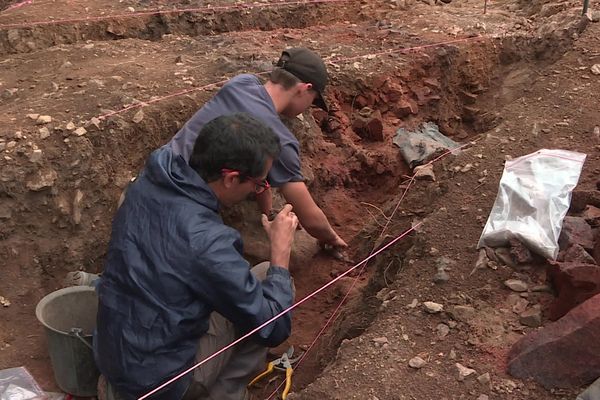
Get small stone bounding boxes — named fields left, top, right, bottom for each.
left=477, top=372, right=491, bottom=385
left=520, top=307, right=542, bottom=327
left=6, top=141, right=16, bottom=149
left=26, top=168, right=58, bottom=191
left=27, top=113, right=39, bottom=120
left=127, top=6, right=135, bottom=11
left=36, top=115, right=52, bottom=125
left=29, top=149, right=42, bottom=163
left=60, top=61, right=73, bottom=69
left=449, top=349, right=457, bottom=359
left=90, top=117, right=101, bottom=129
left=66, top=121, right=76, bottom=131
left=433, top=269, right=450, bottom=284
left=504, top=279, right=528, bottom=292
left=450, top=305, right=476, bottom=322
left=133, top=109, right=145, bottom=124
left=39, top=127, right=50, bottom=139
left=456, top=363, right=477, bottom=381
left=0, top=296, right=10, bottom=307
left=414, top=164, right=435, bottom=181
left=406, top=298, right=418, bottom=308
left=591, top=64, right=600, bottom=76
left=460, top=163, right=473, bottom=173
left=72, top=189, right=84, bottom=225
left=436, top=323, right=450, bottom=338
left=495, top=247, right=517, bottom=267
left=74, top=127, right=87, bottom=136
left=409, top=356, right=427, bottom=369
left=477, top=395, right=489, bottom=400
left=423, top=301, right=443, bottom=314
left=372, top=336, right=389, bottom=345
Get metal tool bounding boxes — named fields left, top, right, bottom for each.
left=248, top=346, right=300, bottom=399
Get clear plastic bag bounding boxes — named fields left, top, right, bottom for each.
left=477, top=149, right=586, bottom=260
left=0, top=367, right=46, bottom=400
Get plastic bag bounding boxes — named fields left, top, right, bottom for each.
left=478, top=149, right=586, bottom=260
left=0, top=367, right=46, bottom=400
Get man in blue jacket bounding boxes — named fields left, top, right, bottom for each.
left=94, top=113, right=299, bottom=400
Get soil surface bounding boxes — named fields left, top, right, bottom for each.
left=0, top=0, right=599, bottom=399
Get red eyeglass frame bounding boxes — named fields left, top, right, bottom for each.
left=221, top=168, right=271, bottom=194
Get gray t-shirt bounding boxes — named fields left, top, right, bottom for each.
left=168, top=74, right=303, bottom=187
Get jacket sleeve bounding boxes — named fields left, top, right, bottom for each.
left=187, top=226, right=293, bottom=347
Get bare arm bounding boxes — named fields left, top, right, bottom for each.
left=256, top=187, right=273, bottom=216
left=279, top=181, right=347, bottom=248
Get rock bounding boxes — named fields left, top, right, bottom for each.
left=409, top=356, right=427, bottom=369
left=504, top=279, right=528, bottom=292
left=423, top=301, right=443, bottom=314
left=414, top=164, right=435, bottom=181
left=26, top=168, right=58, bottom=191
left=433, top=269, right=450, bottom=284
left=450, top=305, right=476, bottom=322
left=27, top=113, right=39, bottom=120
left=74, top=127, right=87, bottom=136
left=571, top=190, right=600, bottom=213
left=29, top=149, right=42, bottom=163
left=36, top=115, right=52, bottom=125
left=477, top=395, right=489, bottom=400
left=548, top=262, right=600, bottom=320
left=509, top=238, right=533, bottom=264
left=436, top=323, right=450, bottom=338
left=559, top=216, right=594, bottom=251
left=509, top=295, right=529, bottom=314
left=0, top=296, right=10, bottom=307
left=460, top=163, right=473, bottom=173
left=520, top=307, right=542, bottom=327
left=591, top=64, right=600, bottom=76
left=72, top=190, right=84, bottom=225
left=474, top=249, right=489, bottom=271
left=583, top=205, right=600, bottom=226
left=60, top=61, right=73, bottom=69
left=133, top=109, right=145, bottom=124
left=6, top=141, right=16, bottom=149
left=508, top=293, right=600, bottom=389
left=577, top=376, right=600, bottom=400
left=39, top=127, right=50, bottom=139
left=456, top=363, right=477, bottom=381
left=66, top=121, right=76, bottom=131
left=449, top=349, right=457, bottom=359
left=89, top=117, right=102, bottom=130
left=477, top=372, right=491, bottom=385
left=495, top=247, right=516, bottom=267
left=561, top=244, right=596, bottom=264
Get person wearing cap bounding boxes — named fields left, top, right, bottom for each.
left=168, top=47, right=347, bottom=250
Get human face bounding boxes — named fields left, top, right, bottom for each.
left=281, top=84, right=318, bottom=118
left=220, top=158, right=273, bottom=206
left=221, top=169, right=271, bottom=195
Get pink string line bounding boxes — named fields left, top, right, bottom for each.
left=1, top=0, right=33, bottom=14
left=264, top=141, right=474, bottom=399
left=137, top=223, right=421, bottom=400
left=0, top=0, right=351, bottom=29
left=98, top=35, right=492, bottom=121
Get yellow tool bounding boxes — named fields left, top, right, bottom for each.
left=249, top=347, right=298, bottom=399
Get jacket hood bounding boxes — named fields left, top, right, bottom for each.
left=144, top=147, right=219, bottom=213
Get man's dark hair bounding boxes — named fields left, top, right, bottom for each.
left=268, top=68, right=301, bottom=90
left=189, top=113, right=281, bottom=183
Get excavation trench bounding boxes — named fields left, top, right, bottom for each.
left=92, top=34, right=582, bottom=395
left=0, top=12, right=588, bottom=394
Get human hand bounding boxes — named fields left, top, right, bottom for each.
left=261, top=204, right=299, bottom=268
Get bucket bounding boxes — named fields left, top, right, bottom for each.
left=35, top=286, right=100, bottom=397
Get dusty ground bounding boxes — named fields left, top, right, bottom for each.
left=0, top=0, right=599, bottom=399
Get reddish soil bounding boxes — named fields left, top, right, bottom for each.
left=0, top=0, right=599, bottom=399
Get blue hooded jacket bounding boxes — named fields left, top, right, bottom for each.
left=93, top=148, right=294, bottom=400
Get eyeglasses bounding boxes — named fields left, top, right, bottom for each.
left=221, top=168, right=271, bottom=194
